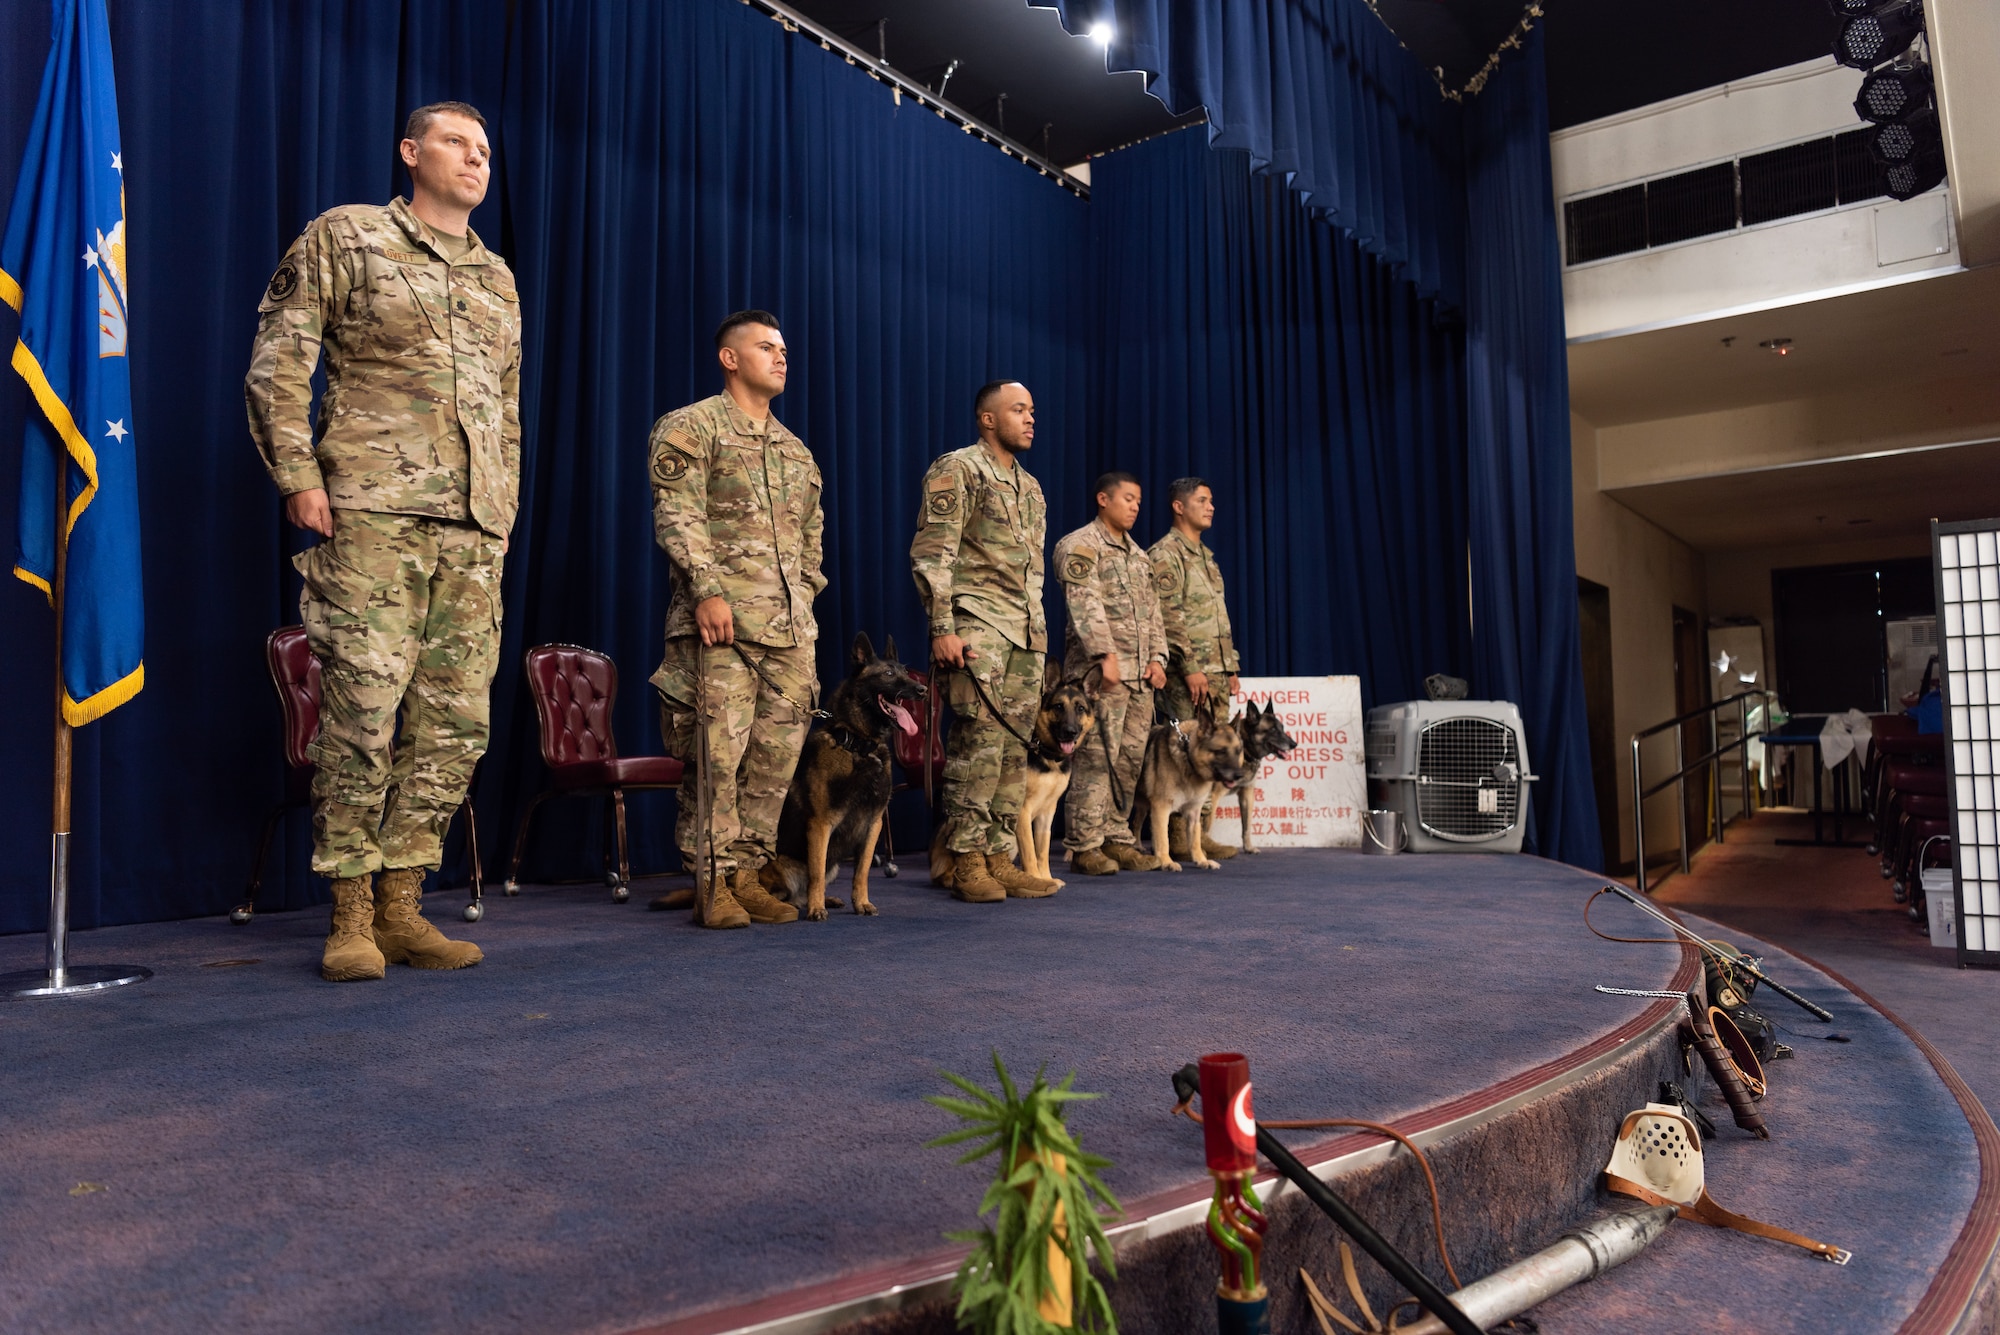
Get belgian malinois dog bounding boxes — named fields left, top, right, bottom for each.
left=1135, top=709, right=1248, bottom=870
left=1215, top=699, right=1298, bottom=854
left=1015, top=661, right=1097, bottom=886
left=927, top=660, right=1096, bottom=888
left=759, top=633, right=925, bottom=920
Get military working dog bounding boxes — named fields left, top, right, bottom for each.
left=759, top=633, right=925, bottom=920
left=1135, top=709, right=1248, bottom=871
left=1014, top=661, right=1096, bottom=887
left=929, top=661, right=1096, bottom=890
left=1214, top=699, right=1297, bottom=854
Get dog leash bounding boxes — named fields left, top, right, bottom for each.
left=936, top=657, right=1036, bottom=749
left=694, top=642, right=720, bottom=921
left=730, top=640, right=831, bottom=721
left=1081, top=661, right=1129, bottom=813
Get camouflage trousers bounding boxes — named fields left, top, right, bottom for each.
left=1065, top=680, right=1153, bottom=852
left=297, top=510, right=503, bottom=879
left=940, top=617, right=1042, bottom=856
left=655, top=638, right=816, bottom=874
left=1158, top=673, right=1233, bottom=820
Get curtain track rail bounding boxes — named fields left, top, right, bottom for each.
left=740, top=0, right=1089, bottom=197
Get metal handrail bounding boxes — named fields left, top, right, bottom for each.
left=1630, top=689, right=1776, bottom=894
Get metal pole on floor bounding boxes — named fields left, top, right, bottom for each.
left=1632, top=735, right=1647, bottom=895
left=1, top=454, right=150, bottom=999
left=1675, top=727, right=1691, bottom=876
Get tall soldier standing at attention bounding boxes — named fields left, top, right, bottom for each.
left=246, top=102, right=516, bottom=982
left=1150, top=476, right=1242, bottom=862
left=650, top=311, right=823, bottom=930
left=910, top=381, right=1061, bottom=903
left=1058, top=473, right=1168, bottom=876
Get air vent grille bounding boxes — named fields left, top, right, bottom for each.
left=1565, top=130, right=1912, bottom=266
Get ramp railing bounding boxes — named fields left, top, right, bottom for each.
left=1630, top=689, right=1776, bottom=894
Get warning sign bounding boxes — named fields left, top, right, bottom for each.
left=1210, top=676, right=1366, bottom=849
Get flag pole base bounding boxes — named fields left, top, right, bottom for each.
left=3, top=964, right=151, bottom=998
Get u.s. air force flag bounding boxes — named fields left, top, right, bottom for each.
left=1, top=0, right=143, bottom=723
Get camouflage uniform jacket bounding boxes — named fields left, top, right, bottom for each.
left=245, top=195, right=523, bottom=538
left=909, top=444, right=1047, bottom=652
left=649, top=394, right=825, bottom=648
left=1055, top=518, right=1167, bottom=683
left=1148, top=528, right=1240, bottom=678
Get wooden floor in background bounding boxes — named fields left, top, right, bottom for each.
left=1648, top=807, right=2000, bottom=1119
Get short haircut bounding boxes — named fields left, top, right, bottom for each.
left=715, top=309, right=782, bottom=349
left=404, top=101, right=487, bottom=144
left=1169, top=476, right=1211, bottom=509
left=1093, top=470, right=1140, bottom=502
left=974, top=379, right=1021, bottom=420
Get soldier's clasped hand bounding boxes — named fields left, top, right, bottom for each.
left=1144, top=661, right=1167, bottom=690
left=695, top=595, right=736, bottom=646
left=931, top=633, right=976, bottom=668
left=1186, top=671, right=1210, bottom=705
left=284, top=487, right=334, bottom=538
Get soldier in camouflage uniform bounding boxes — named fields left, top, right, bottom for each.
left=1058, top=473, right=1169, bottom=875
left=245, top=102, right=513, bottom=982
left=910, top=381, right=1061, bottom=903
left=1150, top=477, right=1243, bottom=861
left=650, top=310, right=824, bottom=929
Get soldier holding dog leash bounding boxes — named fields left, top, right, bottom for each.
left=649, top=310, right=825, bottom=930
left=1150, top=476, right=1242, bottom=863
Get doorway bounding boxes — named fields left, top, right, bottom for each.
left=1672, top=606, right=1708, bottom=856
left=1577, top=578, right=1620, bottom=872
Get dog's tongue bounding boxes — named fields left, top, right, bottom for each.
left=1060, top=740, right=1077, bottom=755
left=882, top=697, right=919, bottom=736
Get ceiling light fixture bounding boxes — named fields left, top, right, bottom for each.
left=1856, top=61, right=1933, bottom=124
left=1833, top=0, right=1925, bottom=70
left=1088, top=21, right=1113, bottom=46
left=1760, top=338, right=1794, bottom=357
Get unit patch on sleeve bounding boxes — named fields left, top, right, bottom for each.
left=1062, top=553, right=1095, bottom=583
left=265, top=263, right=300, bottom=303
left=1155, top=567, right=1178, bottom=593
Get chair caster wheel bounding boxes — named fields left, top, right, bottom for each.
left=1880, top=864, right=1895, bottom=879
left=604, top=871, right=623, bottom=887
left=1909, top=902, right=1925, bottom=923
left=503, top=880, right=521, bottom=897
left=229, top=906, right=253, bottom=925
left=1893, top=885, right=1906, bottom=903
left=463, top=903, right=484, bottom=923
left=884, top=861, right=899, bottom=878
left=1866, top=843, right=1880, bottom=856
left=612, top=884, right=630, bottom=904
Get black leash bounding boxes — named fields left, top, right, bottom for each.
left=730, top=641, right=831, bottom=721
left=1081, top=660, right=1129, bottom=813
left=936, top=657, right=1036, bottom=750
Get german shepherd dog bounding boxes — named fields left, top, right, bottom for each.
left=758, top=633, right=925, bottom=920
left=1216, top=700, right=1298, bottom=854
left=927, top=660, right=1097, bottom=888
left=1135, top=709, right=1248, bottom=870
left=1016, top=661, right=1097, bottom=886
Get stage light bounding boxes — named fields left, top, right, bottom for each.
left=1088, top=21, right=1112, bottom=46
left=1868, top=107, right=1939, bottom=165
left=1834, top=0, right=1924, bottom=69
left=1855, top=62, right=1932, bottom=124
left=1884, top=151, right=1946, bottom=200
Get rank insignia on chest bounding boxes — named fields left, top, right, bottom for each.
left=1063, top=553, right=1094, bottom=582
left=928, top=490, right=957, bottom=516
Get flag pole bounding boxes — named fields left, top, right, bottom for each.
left=0, top=461, right=150, bottom=998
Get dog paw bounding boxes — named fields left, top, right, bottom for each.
left=853, top=900, right=878, bottom=916
left=1241, top=846, right=1260, bottom=855
left=806, top=903, right=829, bottom=922
left=824, top=895, right=846, bottom=910
left=1195, top=858, right=1220, bottom=870
left=1163, top=859, right=1184, bottom=872
left=1050, top=878, right=1067, bottom=889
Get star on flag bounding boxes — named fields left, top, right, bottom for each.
left=104, top=419, right=126, bottom=441
left=83, top=245, right=98, bottom=268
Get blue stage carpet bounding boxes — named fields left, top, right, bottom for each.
left=0, top=851, right=1981, bottom=1333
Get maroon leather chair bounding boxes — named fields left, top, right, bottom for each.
left=506, top=644, right=684, bottom=902
left=237, top=626, right=484, bottom=924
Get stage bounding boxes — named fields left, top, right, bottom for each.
left=0, top=850, right=1992, bottom=1334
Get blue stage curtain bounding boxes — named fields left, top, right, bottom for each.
left=1056, top=0, right=1465, bottom=308
left=1463, top=28, right=1600, bottom=869
left=1085, top=127, right=1472, bottom=706
left=0, top=0, right=1087, bottom=932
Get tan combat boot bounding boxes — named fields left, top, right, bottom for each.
left=373, top=869, right=484, bottom=969
left=322, top=874, right=386, bottom=982
left=1168, top=813, right=1193, bottom=861
left=730, top=865, right=799, bottom=924
left=986, top=853, right=1059, bottom=899
left=1068, top=847, right=1119, bottom=876
left=950, top=851, right=1006, bottom=903
left=695, top=868, right=751, bottom=929
left=1105, top=841, right=1163, bottom=871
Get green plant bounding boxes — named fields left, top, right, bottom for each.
left=927, top=1052, right=1122, bottom=1334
